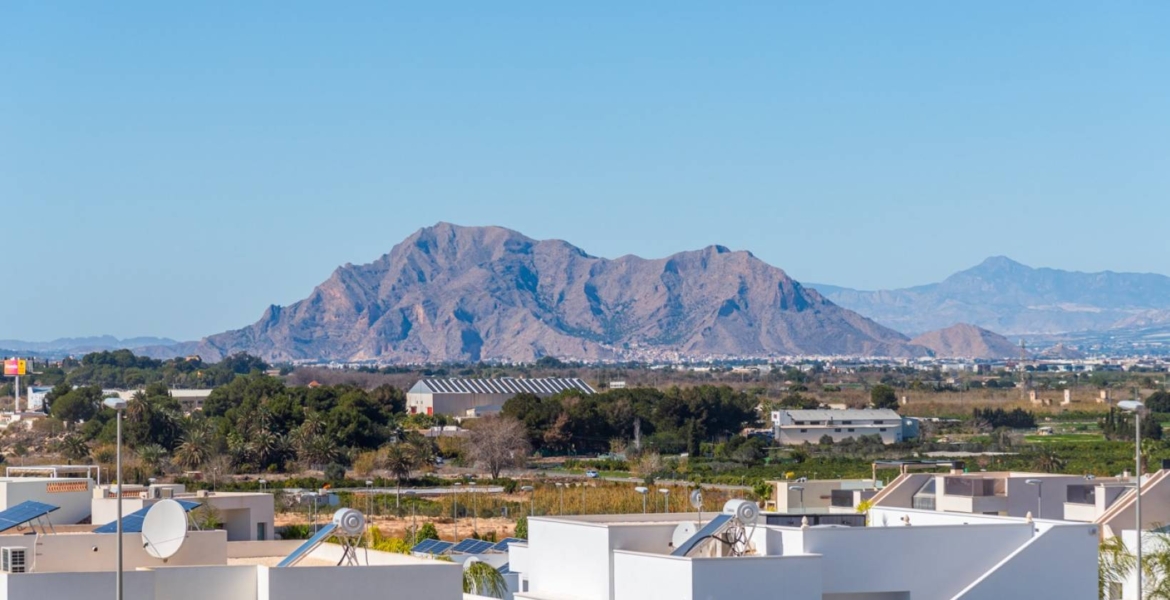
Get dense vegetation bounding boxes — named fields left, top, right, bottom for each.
left=501, top=385, right=758, bottom=456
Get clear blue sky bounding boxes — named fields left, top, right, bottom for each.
left=3, top=2, right=1168, bottom=341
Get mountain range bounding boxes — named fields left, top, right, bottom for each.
left=187, top=223, right=928, bottom=362
left=811, top=256, right=1170, bottom=336
left=0, top=336, right=178, bottom=354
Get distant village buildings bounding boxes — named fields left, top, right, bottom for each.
left=406, top=377, right=596, bottom=417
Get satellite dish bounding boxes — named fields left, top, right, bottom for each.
left=689, top=489, right=703, bottom=510
left=142, top=499, right=188, bottom=560
left=671, top=522, right=697, bottom=549
left=333, top=508, right=366, bottom=537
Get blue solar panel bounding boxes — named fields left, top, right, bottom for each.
left=451, top=538, right=488, bottom=553
left=427, top=541, right=454, bottom=555
left=497, top=563, right=511, bottom=575
left=93, top=500, right=200, bottom=534
left=671, top=514, right=733, bottom=557
left=276, top=522, right=337, bottom=568
left=0, top=501, right=59, bottom=533
left=470, top=540, right=494, bottom=554
left=491, top=537, right=525, bottom=552
left=411, top=539, right=439, bottom=554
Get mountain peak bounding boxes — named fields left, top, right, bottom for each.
left=910, top=323, right=1020, bottom=359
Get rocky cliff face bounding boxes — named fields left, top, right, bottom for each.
left=194, top=223, right=926, bottom=362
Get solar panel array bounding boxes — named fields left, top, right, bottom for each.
left=497, top=563, right=511, bottom=575
left=417, top=378, right=595, bottom=396
left=93, top=500, right=200, bottom=534
left=451, top=538, right=494, bottom=554
left=411, top=539, right=455, bottom=555
left=0, top=501, right=59, bottom=533
left=491, top=537, right=525, bottom=552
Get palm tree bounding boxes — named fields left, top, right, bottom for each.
left=382, top=443, right=416, bottom=510
left=463, top=561, right=508, bottom=598
left=173, top=428, right=211, bottom=472
left=1031, top=448, right=1066, bottom=474
left=1100, top=536, right=1135, bottom=599
left=137, top=444, right=168, bottom=476
left=57, top=434, right=91, bottom=462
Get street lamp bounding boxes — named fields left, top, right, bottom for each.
left=103, top=397, right=127, bottom=600
left=453, top=483, right=462, bottom=541
left=259, top=478, right=267, bottom=491
left=470, top=481, right=478, bottom=533
left=366, top=480, right=374, bottom=516
left=790, top=485, right=805, bottom=513
left=635, top=486, right=649, bottom=514
left=658, top=489, right=670, bottom=513
left=521, top=485, right=535, bottom=517
left=1119, top=399, right=1146, bottom=600
left=556, top=483, right=564, bottom=515
left=403, top=490, right=417, bottom=544
left=1024, top=479, right=1044, bottom=519
left=580, top=483, right=586, bottom=515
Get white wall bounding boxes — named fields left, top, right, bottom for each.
left=153, top=565, right=257, bottom=600
left=0, top=479, right=94, bottom=525
left=526, top=519, right=613, bottom=600
left=611, top=552, right=693, bottom=600
left=691, top=554, right=820, bottom=600
left=950, top=524, right=1097, bottom=600
left=801, top=523, right=1036, bottom=599
left=260, top=564, right=462, bottom=600
left=3, top=530, right=227, bottom=572
left=0, top=570, right=156, bottom=600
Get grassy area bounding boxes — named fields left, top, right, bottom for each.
left=1024, top=434, right=1105, bottom=443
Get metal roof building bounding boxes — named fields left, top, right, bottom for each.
left=406, top=377, right=595, bottom=417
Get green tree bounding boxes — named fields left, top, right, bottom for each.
left=514, top=515, right=528, bottom=539
left=870, top=385, right=899, bottom=410
left=50, top=385, right=103, bottom=425
left=463, top=561, right=508, bottom=598
left=382, top=442, right=416, bottom=509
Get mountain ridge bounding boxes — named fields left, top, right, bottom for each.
left=810, top=257, right=1170, bottom=336
left=186, top=223, right=929, bottom=362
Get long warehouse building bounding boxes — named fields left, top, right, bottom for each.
left=407, top=377, right=595, bottom=416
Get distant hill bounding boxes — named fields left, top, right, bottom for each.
left=909, top=324, right=1022, bottom=359
left=811, top=256, right=1170, bottom=336
left=0, top=336, right=179, bottom=355
left=188, top=223, right=928, bottom=363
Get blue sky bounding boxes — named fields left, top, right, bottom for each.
left=2, top=2, right=1168, bottom=341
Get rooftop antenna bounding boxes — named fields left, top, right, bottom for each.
left=141, top=499, right=188, bottom=562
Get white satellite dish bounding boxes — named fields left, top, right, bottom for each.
left=142, top=499, right=188, bottom=560
left=689, top=489, right=703, bottom=510
left=671, top=522, right=697, bottom=549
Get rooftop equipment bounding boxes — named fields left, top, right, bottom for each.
left=0, top=501, right=59, bottom=535
left=670, top=499, right=760, bottom=558
left=141, top=499, right=188, bottom=561
left=94, top=500, right=200, bottom=534
left=276, top=508, right=367, bottom=568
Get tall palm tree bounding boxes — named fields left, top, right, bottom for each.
left=382, top=443, right=416, bottom=510
left=173, top=428, right=211, bottom=472
left=137, top=444, right=168, bottom=476
left=463, top=561, right=508, bottom=598
left=1100, top=535, right=1136, bottom=599
left=57, top=434, right=91, bottom=462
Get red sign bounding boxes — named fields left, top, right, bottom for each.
left=3, top=359, right=26, bottom=376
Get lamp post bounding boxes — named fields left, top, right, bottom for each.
left=1025, top=479, right=1043, bottom=519
left=1119, top=399, right=1146, bottom=600
left=453, top=483, right=462, bottom=541
left=366, top=480, right=373, bottom=516
left=470, top=481, right=478, bottom=533
left=259, top=478, right=267, bottom=492
left=791, top=485, right=805, bottom=513
left=635, top=486, right=649, bottom=514
left=521, top=485, right=535, bottom=517
left=403, top=490, right=417, bottom=544
left=580, top=483, right=586, bottom=515
left=659, top=489, right=670, bottom=513
left=556, top=483, right=564, bottom=515
left=103, top=397, right=128, bottom=600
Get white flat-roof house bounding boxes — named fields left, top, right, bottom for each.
left=407, top=377, right=595, bottom=416
left=0, top=475, right=95, bottom=524
left=92, top=484, right=275, bottom=541
left=771, top=409, right=919, bottom=445
left=504, top=502, right=1096, bottom=599
left=771, top=479, right=882, bottom=513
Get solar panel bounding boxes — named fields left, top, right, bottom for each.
left=93, top=500, right=200, bottom=534
left=428, top=541, right=454, bottom=555
left=0, top=501, right=59, bottom=533
left=491, top=537, right=525, bottom=552
left=276, top=522, right=338, bottom=568
left=411, top=539, right=439, bottom=554
left=497, top=563, right=511, bottom=575
left=452, top=539, right=493, bottom=554
left=671, top=514, right=733, bottom=557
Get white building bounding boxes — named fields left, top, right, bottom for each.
left=92, top=484, right=275, bottom=541
left=0, top=473, right=95, bottom=524
left=406, top=377, right=595, bottom=417
left=771, top=409, right=919, bottom=445
left=505, top=502, right=1096, bottom=599
left=770, top=479, right=882, bottom=513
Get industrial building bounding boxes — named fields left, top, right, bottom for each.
left=770, top=408, right=919, bottom=445
left=406, top=377, right=595, bottom=417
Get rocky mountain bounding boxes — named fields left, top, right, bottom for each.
left=811, top=256, right=1170, bottom=336
left=190, top=223, right=928, bottom=362
left=909, top=324, right=1022, bottom=359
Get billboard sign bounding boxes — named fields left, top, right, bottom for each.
left=3, top=359, right=26, bottom=376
